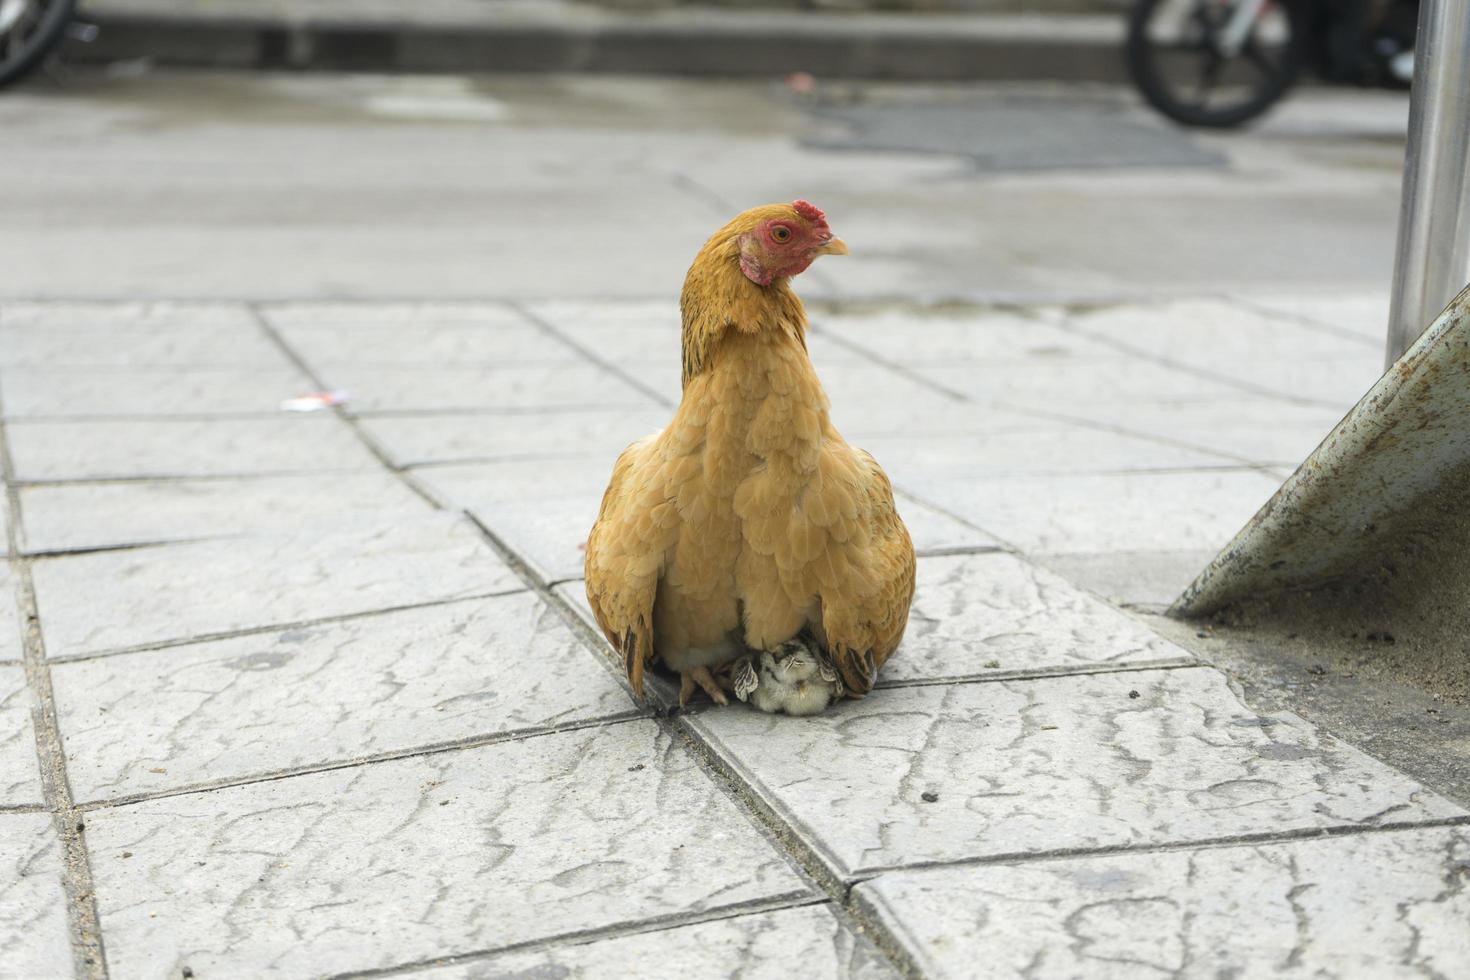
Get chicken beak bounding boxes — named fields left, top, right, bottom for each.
left=816, top=236, right=849, bottom=256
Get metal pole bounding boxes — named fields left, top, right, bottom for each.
left=1386, top=0, right=1470, bottom=367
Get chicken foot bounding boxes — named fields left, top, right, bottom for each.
left=678, top=665, right=729, bottom=707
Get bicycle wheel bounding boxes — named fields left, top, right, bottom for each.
left=0, top=0, right=77, bottom=89
left=1127, top=0, right=1306, bottom=128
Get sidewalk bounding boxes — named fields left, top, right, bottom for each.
left=2, top=292, right=1467, bottom=977
left=73, top=0, right=1127, bottom=80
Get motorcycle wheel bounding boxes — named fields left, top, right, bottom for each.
left=1127, top=0, right=1306, bottom=128
left=0, top=0, right=77, bottom=89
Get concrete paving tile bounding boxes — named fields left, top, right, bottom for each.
left=407, top=903, right=898, bottom=980
left=911, top=468, right=1282, bottom=554
left=32, top=515, right=521, bottom=659
left=17, top=472, right=433, bottom=554
left=0, top=667, right=42, bottom=805
left=263, top=301, right=527, bottom=329
left=52, top=592, right=636, bottom=803
left=0, top=323, right=291, bottom=369
left=893, top=495, right=1001, bottom=555
left=860, top=426, right=1234, bottom=483
left=84, top=721, right=812, bottom=979
left=1235, top=291, right=1390, bottom=341
left=1212, top=355, right=1383, bottom=409
left=318, top=363, right=660, bottom=414
left=810, top=305, right=1103, bottom=365
left=0, top=563, right=18, bottom=661
left=1038, top=549, right=1219, bottom=610
left=0, top=300, right=255, bottom=331
left=1058, top=297, right=1372, bottom=361
left=5, top=416, right=380, bottom=481
left=855, top=826, right=1470, bottom=979
left=0, top=814, right=74, bottom=976
left=0, top=366, right=319, bottom=419
left=271, top=320, right=572, bottom=367
left=467, top=496, right=596, bottom=585
left=686, top=667, right=1465, bottom=877
left=917, top=358, right=1250, bottom=412
left=889, top=553, right=1189, bottom=683
left=1048, top=397, right=1345, bottom=467
left=415, top=456, right=614, bottom=508
left=360, top=407, right=669, bottom=467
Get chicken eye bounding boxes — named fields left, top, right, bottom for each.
left=771, top=225, right=792, bottom=243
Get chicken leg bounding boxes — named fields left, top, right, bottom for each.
left=678, top=665, right=728, bottom=707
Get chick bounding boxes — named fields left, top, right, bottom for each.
left=730, top=637, right=845, bottom=716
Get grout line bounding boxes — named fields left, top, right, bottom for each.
left=74, top=712, right=650, bottom=813
left=850, top=814, right=1470, bottom=879
left=914, top=544, right=1010, bottom=558
left=0, top=398, right=109, bottom=978
left=1228, top=296, right=1383, bottom=349
left=806, top=319, right=970, bottom=402
left=326, top=892, right=828, bottom=980
left=249, top=305, right=448, bottom=513
left=10, top=468, right=379, bottom=488
left=509, top=302, right=678, bottom=409
left=44, top=588, right=529, bottom=665
left=1048, top=314, right=1352, bottom=412
left=874, top=657, right=1201, bottom=690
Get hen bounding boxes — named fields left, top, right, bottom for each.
left=584, top=201, right=915, bottom=709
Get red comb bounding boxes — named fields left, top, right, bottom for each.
left=791, top=200, right=826, bottom=222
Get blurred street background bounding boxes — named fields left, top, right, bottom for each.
left=2, top=2, right=1468, bottom=978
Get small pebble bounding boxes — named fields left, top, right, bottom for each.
left=627, top=764, right=645, bottom=772
left=1308, top=665, right=1326, bottom=676
left=1128, top=690, right=1140, bottom=700
left=920, top=791, right=939, bottom=803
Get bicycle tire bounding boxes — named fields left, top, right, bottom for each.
left=0, top=0, right=78, bottom=89
left=1126, top=0, right=1306, bottom=128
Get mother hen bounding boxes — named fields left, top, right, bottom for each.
left=585, top=201, right=915, bottom=709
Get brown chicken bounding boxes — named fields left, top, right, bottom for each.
left=584, top=201, right=915, bottom=709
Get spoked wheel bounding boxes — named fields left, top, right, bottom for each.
left=0, top=0, right=76, bottom=89
left=1126, top=0, right=1306, bottom=128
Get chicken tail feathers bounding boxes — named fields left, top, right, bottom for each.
left=620, top=621, right=649, bottom=696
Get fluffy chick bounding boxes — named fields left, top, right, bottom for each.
left=730, top=637, right=845, bottom=716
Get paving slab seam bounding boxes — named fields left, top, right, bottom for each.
left=12, top=468, right=381, bottom=488
left=848, top=813, right=1470, bottom=879
left=992, top=399, right=1275, bottom=471
left=323, top=893, right=829, bottom=980
left=874, top=656, right=1201, bottom=691
left=0, top=414, right=109, bottom=979
left=913, top=544, right=1011, bottom=559
left=21, top=538, right=206, bottom=561
left=347, top=403, right=659, bottom=420
left=509, top=301, right=678, bottom=409
left=72, top=710, right=651, bottom=813
left=890, top=486, right=1018, bottom=553
left=805, top=321, right=971, bottom=403
left=43, top=587, right=531, bottom=664
left=1, top=411, right=318, bottom=424
left=0, top=801, right=48, bottom=814
left=401, top=450, right=608, bottom=472
left=1228, top=296, right=1384, bottom=349
left=1047, top=313, right=1353, bottom=411
left=250, top=304, right=450, bottom=513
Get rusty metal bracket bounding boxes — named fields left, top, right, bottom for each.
left=1173, top=284, right=1470, bottom=618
